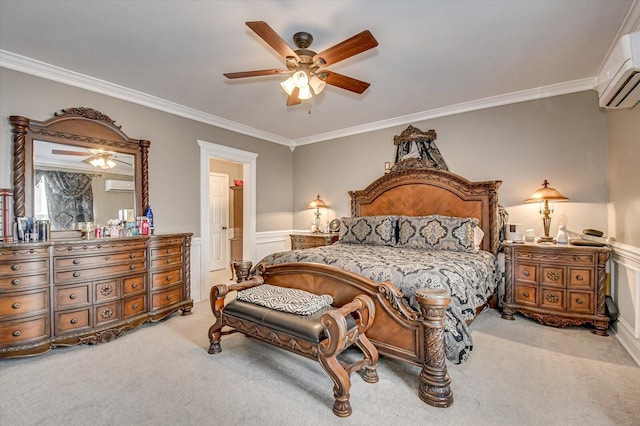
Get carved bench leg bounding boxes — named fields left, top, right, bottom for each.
left=319, top=354, right=352, bottom=417
left=208, top=284, right=227, bottom=354
left=355, top=333, right=379, bottom=383
left=415, top=288, right=453, bottom=408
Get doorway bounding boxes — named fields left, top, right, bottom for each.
left=198, top=140, right=257, bottom=300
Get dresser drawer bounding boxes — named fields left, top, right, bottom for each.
left=123, top=295, right=146, bottom=318
left=540, top=288, right=565, bottom=311
left=55, top=284, right=91, bottom=310
left=0, top=317, right=49, bottom=346
left=540, top=266, right=565, bottom=288
left=151, top=267, right=182, bottom=289
left=569, top=268, right=593, bottom=290
left=93, top=279, right=119, bottom=303
left=55, top=308, right=91, bottom=334
left=123, top=274, right=146, bottom=295
left=54, top=249, right=146, bottom=269
left=0, top=289, right=48, bottom=317
left=150, top=244, right=183, bottom=259
left=54, top=260, right=146, bottom=283
left=568, top=291, right=593, bottom=314
left=151, top=286, right=182, bottom=309
left=514, top=284, right=537, bottom=306
left=95, top=302, right=119, bottom=326
left=515, top=263, right=537, bottom=284
left=150, top=254, right=183, bottom=268
left=0, top=273, right=49, bottom=291
left=0, top=259, right=48, bottom=275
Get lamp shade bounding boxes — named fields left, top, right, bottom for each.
left=280, top=77, right=295, bottom=95
left=309, top=75, right=326, bottom=94
left=298, top=85, right=312, bottom=100
left=309, top=195, right=328, bottom=209
left=525, top=180, right=569, bottom=203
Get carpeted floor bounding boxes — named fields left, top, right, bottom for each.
left=1, top=300, right=639, bottom=426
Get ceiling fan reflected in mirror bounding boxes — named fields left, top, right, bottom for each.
left=224, top=21, right=378, bottom=106
left=51, top=149, right=132, bottom=169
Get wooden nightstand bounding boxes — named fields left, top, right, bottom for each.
left=290, top=233, right=339, bottom=250
left=502, top=242, right=611, bottom=335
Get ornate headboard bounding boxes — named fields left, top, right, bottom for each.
left=349, top=162, right=502, bottom=254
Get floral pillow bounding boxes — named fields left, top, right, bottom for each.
left=396, top=215, right=479, bottom=252
left=338, top=215, right=397, bottom=246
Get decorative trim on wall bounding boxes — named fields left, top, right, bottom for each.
left=609, top=240, right=640, bottom=366
left=1, top=49, right=594, bottom=148
left=255, top=230, right=294, bottom=261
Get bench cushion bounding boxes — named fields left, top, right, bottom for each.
left=224, top=299, right=356, bottom=343
left=237, top=284, right=333, bottom=315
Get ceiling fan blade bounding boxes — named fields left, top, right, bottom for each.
left=286, top=87, right=302, bottom=106
left=323, top=71, right=371, bottom=94
left=52, top=149, right=89, bottom=156
left=113, top=158, right=132, bottom=166
left=224, top=68, right=290, bottom=79
left=313, top=30, right=378, bottom=67
left=246, top=21, right=300, bottom=61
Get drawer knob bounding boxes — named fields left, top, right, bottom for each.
left=73, top=259, right=81, bottom=265
left=166, top=276, right=172, bottom=281
left=167, top=294, right=173, bottom=300
left=100, top=286, right=113, bottom=296
left=70, top=318, right=78, bottom=324
left=70, top=293, right=78, bottom=300
left=576, top=298, right=584, bottom=305
left=522, top=292, right=529, bottom=298
left=132, top=283, right=139, bottom=289
left=11, top=279, right=21, bottom=286
left=130, top=265, right=136, bottom=270
left=130, top=253, right=135, bottom=258
left=167, top=259, right=172, bottom=264
left=73, top=272, right=80, bottom=278
left=12, top=330, right=21, bottom=337
left=11, top=264, right=20, bottom=271
left=105, top=256, right=111, bottom=261
left=166, top=249, right=172, bottom=254
left=11, top=302, right=21, bottom=309
left=522, top=270, right=530, bottom=277
left=132, top=304, right=139, bottom=310
left=576, top=275, right=584, bottom=281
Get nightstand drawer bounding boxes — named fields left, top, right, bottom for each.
left=569, top=269, right=592, bottom=289
left=541, top=266, right=565, bottom=288
left=514, top=285, right=537, bottom=306
left=515, top=264, right=537, bottom=284
left=540, top=288, right=565, bottom=311
left=568, top=291, right=593, bottom=314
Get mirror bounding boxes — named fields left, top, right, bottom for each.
left=10, top=107, right=149, bottom=231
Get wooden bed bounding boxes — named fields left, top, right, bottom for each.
left=243, top=160, right=502, bottom=408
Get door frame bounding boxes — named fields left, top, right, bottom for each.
left=198, top=140, right=257, bottom=298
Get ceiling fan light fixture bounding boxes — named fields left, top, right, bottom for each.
left=298, top=85, right=312, bottom=100
left=292, top=70, right=309, bottom=88
left=280, top=77, right=295, bottom=95
left=90, top=157, right=103, bottom=168
left=309, top=75, right=326, bottom=94
left=105, top=159, right=116, bottom=169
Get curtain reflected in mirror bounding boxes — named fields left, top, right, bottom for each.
left=35, top=170, right=95, bottom=230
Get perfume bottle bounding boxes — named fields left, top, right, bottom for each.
left=144, top=206, right=154, bottom=228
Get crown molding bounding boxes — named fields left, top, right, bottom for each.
left=293, top=78, right=595, bottom=146
left=0, top=49, right=294, bottom=148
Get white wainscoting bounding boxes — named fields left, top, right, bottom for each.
left=190, top=237, right=202, bottom=302
left=610, top=241, right=640, bottom=366
left=255, top=230, right=299, bottom=261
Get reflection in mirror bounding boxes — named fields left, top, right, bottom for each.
left=34, top=141, right=135, bottom=230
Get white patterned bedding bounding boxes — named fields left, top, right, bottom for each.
left=257, top=242, right=498, bottom=364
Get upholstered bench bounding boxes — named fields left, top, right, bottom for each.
left=208, top=279, right=379, bottom=417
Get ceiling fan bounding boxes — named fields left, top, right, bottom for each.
left=223, top=21, right=378, bottom=106
left=51, top=149, right=132, bottom=169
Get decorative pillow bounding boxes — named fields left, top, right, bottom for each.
left=396, top=215, right=479, bottom=252
left=338, top=215, right=397, bottom=246
left=236, top=284, right=334, bottom=316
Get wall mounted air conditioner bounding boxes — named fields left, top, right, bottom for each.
left=105, top=179, right=134, bottom=192
left=596, top=32, right=639, bottom=109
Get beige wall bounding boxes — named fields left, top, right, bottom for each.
left=293, top=91, right=609, bottom=240
left=607, top=105, right=640, bottom=247
left=0, top=68, right=294, bottom=236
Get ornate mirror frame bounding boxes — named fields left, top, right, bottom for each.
left=10, top=107, right=149, bottom=220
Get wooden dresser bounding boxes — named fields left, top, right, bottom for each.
left=0, top=233, right=192, bottom=358
left=290, top=233, right=339, bottom=250
left=502, top=242, right=611, bottom=335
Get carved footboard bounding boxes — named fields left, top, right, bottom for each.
left=251, top=262, right=453, bottom=407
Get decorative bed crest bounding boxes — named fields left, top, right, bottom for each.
left=393, top=125, right=448, bottom=171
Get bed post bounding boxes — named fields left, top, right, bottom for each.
left=415, top=288, right=453, bottom=408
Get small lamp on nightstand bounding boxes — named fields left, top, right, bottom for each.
left=525, top=179, right=569, bottom=243
left=309, top=194, right=328, bottom=233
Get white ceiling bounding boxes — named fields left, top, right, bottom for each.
left=1, top=1, right=638, bottom=147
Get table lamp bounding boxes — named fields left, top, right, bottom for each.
left=525, top=179, right=569, bottom=243
left=309, top=194, right=328, bottom=233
